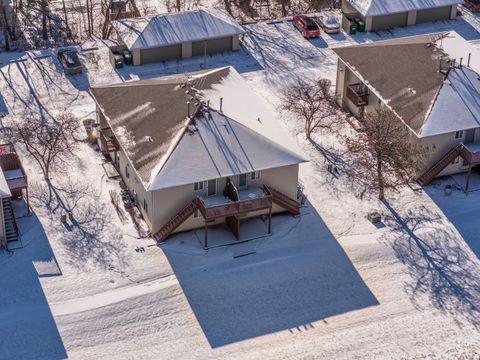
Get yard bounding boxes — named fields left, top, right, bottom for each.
left=0, top=7, right=480, bottom=359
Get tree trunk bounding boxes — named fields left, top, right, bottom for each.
left=377, top=158, right=384, bottom=200
left=62, top=0, right=72, bottom=40
left=41, top=0, right=48, bottom=40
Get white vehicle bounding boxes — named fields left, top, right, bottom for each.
left=315, top=14, right=340, bottom=34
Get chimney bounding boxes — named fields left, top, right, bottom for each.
left=220, top=97, right=223, bottom=113
left=468, top=53, right=472, bottom=67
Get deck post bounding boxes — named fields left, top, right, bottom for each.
left=204, top=219, right=208, bottom=249
left=466, top=164, right=473, bottom=192
left=268, top=206, right=272, bottom=234
left=25, top=187, right=30, bottom=215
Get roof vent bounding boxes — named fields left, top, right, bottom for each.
left=145, top=136, right=153, bottom=142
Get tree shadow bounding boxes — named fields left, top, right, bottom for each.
left=30, top=178, right=128, bottom=271
left=382, top=199, right=480, bottom=328
left=161, top=200, right=379, bottom=348
left=0, top=207, right=67, bottom=359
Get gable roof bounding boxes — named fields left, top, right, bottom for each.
left=91, top=67, right=307, bottom=191
left=334, top=33, right=448, bottom=134
left=114, top=8, right=245, bottom=50
left=345, top=0, right=463, bottom=17
left=151, top=110, right=306, bottom=189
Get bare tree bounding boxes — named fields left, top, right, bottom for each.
left=281, top=78, right=338, bottom=140
left=343, top=108, right=426, bottom=200
left=11, top=112, right=80, bottom=181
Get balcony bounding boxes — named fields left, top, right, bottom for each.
left=99, top=127, right=120, bottom=153
left=198, top=185, right=273, bottom=221
left=461, top=143, right=480, bottom=164
left=346, top=83, right=369, bottom=107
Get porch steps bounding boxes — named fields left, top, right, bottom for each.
left=417, top=144, right=463, bottom=186
left=155, top=198, right=198, bottom=243
left=2, top=197, right=19, bottom=243
left=265, top=185, right=300, bottom=215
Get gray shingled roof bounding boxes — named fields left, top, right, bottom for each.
left=346, top=0, right=463, bottom=17
left=334, top=33, right=480, bottom=138
left=91, top=67, right=307, bottom=190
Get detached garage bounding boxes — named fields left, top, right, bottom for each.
left=342, top=0, right=463, bottom=32
left=114, top=8, right=245, bottom=65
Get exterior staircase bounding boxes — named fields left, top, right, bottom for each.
left=155, top=198, right=198, bottom=243
left=417, top=144, right=464, bottom=186
left=2, top=198, right=19, bottom=243
left=265, top=185, right=300, bottom=215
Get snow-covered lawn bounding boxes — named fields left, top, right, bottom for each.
left=0, top=10, right=480, bottom=359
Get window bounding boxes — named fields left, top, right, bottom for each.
left=194, top=181, right=204, bottom=191
left=250, top=171, right=260, bottom=180
left=143, top=199, right=148, bottom=213
left=238, top=174, right=247, bottom=189
left=462, top=159, right=468, bottom=167
left=455, top=131, right=464, bottom=139
left=193, top=209, right=200, bottom=218
left=125, top=166, right=129, bottom=178
left=451, top=156, right=460, bottom=165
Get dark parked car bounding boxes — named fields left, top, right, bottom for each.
left=122, top=49, right=133, bottom=65
left=57, top=49, right=82, bottom=75
left=315, top=14, right=340, bottom=34
left=293, top=15, right=320, bottom=38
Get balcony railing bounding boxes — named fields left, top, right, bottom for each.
left=99, top=127, right=120, bottom=153
left=460, top=143, right=480, bottom=164
left=197, top=185, right=273, bottom=220
left=346, top=83, right=369, bottom=107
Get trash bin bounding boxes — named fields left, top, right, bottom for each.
left=350, top=22, right=357, bottom=34
left=113, top=53, right=124, bottom=69
left=355, top=18, right=365, bottom=32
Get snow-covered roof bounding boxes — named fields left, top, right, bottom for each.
left=114, top=8, right=245, bottom=50
left=91, top=67, right=307, bottom=191
left=345, top=0, right=463, bottom=17
left=152, top=110, right=306, bottom=189
left=334, top=32, right=480, bottom=138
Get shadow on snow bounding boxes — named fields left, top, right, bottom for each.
left=0, top=200, right=67, bottom=359
left=161, top=200, right=378, bottom=348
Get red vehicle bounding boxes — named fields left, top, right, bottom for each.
left=465, top=0, right=480, bottom=12
left=293, top=15, right=320, bottom=38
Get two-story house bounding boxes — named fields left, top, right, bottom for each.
left=91, top=67, right=307, bottom=247
left=334, top=31, right=480, bottom=190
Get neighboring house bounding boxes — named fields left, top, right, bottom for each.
left=342, top=0, right=462, bottom=32
left=334, top=31, right=480, bottom=189
left=113, top=8, right=245, bottom=65
left=0, top=143, right=29, bottom=249
left=91, top=67, right=307, bottom=247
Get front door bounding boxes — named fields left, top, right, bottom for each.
left=207, top=179, right=217, bottom=196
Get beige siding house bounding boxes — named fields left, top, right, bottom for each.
left=113, top=8, right=244, bottom=65
left=91, top=67, right=307, bottom=247
left=334, top=32, right=480, bottom=189
left=342, top=0, right=461, bottom=32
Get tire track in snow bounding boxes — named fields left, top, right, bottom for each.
left=51, top=274, right=178, bottom=317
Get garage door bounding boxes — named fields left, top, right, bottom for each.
left=140, top=44, right=181, bottom=64
left=416, top=6, right=452, bottom=24
left=192, top=37, right=232, bottom=57
left=371, top=12, right=408, bottom=31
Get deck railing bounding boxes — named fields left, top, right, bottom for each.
left=99, top=128, right=120, bottom=152
left=197, top=190, right=273, bottom=220
left=346, top=83, right=369, bottom=107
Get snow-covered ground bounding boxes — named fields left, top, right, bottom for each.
left=1, top=8, right=480, bottom=359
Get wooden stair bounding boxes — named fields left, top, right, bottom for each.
left=2, top=197, right=19, bottom=243
left=265, top=185, right=300, bottom=215
left=417, top=144, right=463, bottom=186
left=155, top=198, right=198, bottom=243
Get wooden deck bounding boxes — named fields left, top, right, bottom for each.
left=346, top=83, right=370, bottom=107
